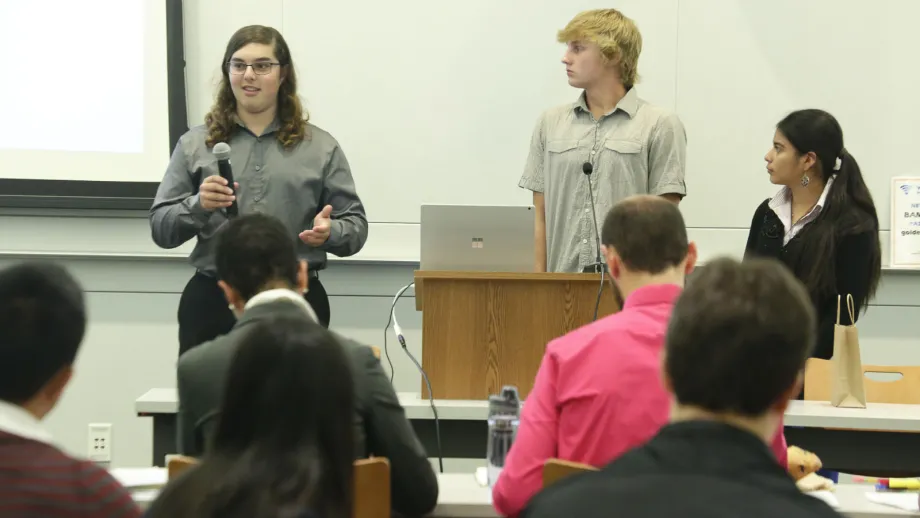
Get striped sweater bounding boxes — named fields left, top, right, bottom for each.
left=0, top=430, right=141, bottom=518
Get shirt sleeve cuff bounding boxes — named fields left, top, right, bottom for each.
left=323, top=218, right=345, bottom=249
left=651, top=181, right=686, bottom=197
left=185, top=194, right=213, bottom=226
left=519, top=176, right=544, bottom=193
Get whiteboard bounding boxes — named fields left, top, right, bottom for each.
left=0, top=0, right=169, bottom=182
left=675, top=0, right=920, bottom=231
left=281, top=0, right=679, bottom=224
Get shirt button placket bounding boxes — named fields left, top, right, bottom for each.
left=252, top=138, right=266, bottom=206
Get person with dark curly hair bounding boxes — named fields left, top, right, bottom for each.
left=150, top=25, right=367, bottom=356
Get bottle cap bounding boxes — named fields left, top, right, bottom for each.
left=488, top=385, right=521, bottom=416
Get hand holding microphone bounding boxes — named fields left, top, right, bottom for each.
left=209, top=142, right=239, bottom=216
left=199, top=175, right=238, bottom=211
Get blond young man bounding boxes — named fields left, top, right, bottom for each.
left=521, top=9, right=688, bottom=273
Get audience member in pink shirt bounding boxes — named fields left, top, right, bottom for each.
left=492, top=196, right=788, bottom=517
left=520, top=257, right=833, bottom=518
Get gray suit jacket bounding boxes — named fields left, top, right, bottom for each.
left=176, top=300, right=438, bottom=517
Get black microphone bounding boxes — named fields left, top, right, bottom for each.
left=582, top=162, right=604, bottom=273
left=212, top=142, right=238, bottom=217
left=582, top=161, right=608, bottom=322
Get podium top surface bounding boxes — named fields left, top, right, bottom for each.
left=413, top=270, right=604, bottom=281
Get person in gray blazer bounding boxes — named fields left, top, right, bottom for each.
left=175, top=213, right=438, bottom=517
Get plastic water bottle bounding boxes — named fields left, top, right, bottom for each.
left=486, top=385, right=521, bottom=487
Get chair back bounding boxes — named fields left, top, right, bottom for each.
left=542, top=458, right=597, bottom=488
left=804, top=359, right=920, bottom=404
left=353, top=457, right=390, bottom=518
left=166, top=455, right=199, bottom=480
left=164, top=453, right=391, bottom=518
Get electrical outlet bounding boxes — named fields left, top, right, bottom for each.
left=87, top=423, right=112, bottom=463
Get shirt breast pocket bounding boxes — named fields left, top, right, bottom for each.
left=602, top=138, right=646, bottom=190
left=546, top=139, right=582, bottom=176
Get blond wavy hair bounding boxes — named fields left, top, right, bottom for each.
left=205, top=25, right=309, bottom=150
left=557, top=9, right=643, bottom=88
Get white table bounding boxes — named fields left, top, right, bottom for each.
left=118, top=467, right=914, bottom=518
left=136, top=389, right=920, bottom=472
left=429, top=477, right=920, bottom=518
left=136, top=389, right=920, bottom=429
left=785, top=400, right=920, bottom=432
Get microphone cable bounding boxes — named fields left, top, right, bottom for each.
left=383, top=285, right=411, bottom=383
left=388, top=282, right=444, bottom=473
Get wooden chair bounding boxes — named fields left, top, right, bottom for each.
left=542, top=458, right=597, bottom=488
left=163, top=454, right=391, bottom=518
left=166, top=454, right=198, bottom=480
left=370, top=346, right=381, bottom=360
left=804, top=359, right=920, bottom=404
left=353, top=457, right=390, bottom=518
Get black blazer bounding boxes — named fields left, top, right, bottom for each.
left=176, top=300, right=439, bottom=517
left=744, top=198, right=875, bottom=360
left=522, top=421, right=842, bottom=518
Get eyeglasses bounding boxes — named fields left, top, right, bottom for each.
left=227, top=61, right=281, bottom=75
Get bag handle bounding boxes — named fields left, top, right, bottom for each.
left=847, top=293, right=856, bottom=324
left=836, top=294, right=842, bottom=325
left=837, top=294, right=857, bottom=325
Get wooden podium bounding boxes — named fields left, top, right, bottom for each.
left=414, top=271, right=620, bottom=400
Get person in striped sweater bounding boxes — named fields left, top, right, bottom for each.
left=0, top=262, right=141, bottom=518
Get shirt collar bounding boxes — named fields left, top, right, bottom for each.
left=574, top=87, right=639, bottom=119
left=768, top=175, right=835, bottom=216
left=233, top=114, right=282, bottom=136
left=0, top=400, right=53, bottom=445
left=243, top=288, right=318, bottom=323
left=645, top=420, right=787, bottom=475
left=622, top=283, right=683, bottom=311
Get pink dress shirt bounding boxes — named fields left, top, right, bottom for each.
left=491, top=283, right=788, bottom=517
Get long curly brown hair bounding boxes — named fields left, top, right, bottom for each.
left=205, top=25, right=309, bottom=150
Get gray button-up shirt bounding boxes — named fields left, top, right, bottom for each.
left=150, top=120, right=368, bottom=274
left=519, top=88, right=687, bottom=273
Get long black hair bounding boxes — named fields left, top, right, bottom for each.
left=205, top=316, right=355, bottom=518
left=776, top=109, right=881, bottom=308
left=148, top=315, right=356, bottom=518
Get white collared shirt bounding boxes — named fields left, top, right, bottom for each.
left=243, top=288, right=319, bottom=323
left=0, top=399, right=53, bottom=444
left=768, top=176, right=835, bottom=245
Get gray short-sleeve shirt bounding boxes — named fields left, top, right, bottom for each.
left=520, top=88, right=687, bottom=273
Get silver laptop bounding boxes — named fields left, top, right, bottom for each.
left=420, top=204, right=535, bottom=272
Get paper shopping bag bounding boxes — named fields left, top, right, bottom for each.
left=831, top=294, right=867, bottom=408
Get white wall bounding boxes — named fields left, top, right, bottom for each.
left=1, top=0, right=919, bottom=467
left=675, top=0, right=920, bottom=230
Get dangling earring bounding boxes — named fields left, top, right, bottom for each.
left=800, top=174, right=810, bottom=187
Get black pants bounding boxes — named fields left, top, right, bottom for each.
left=177, top=271, right=330, bottom=357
